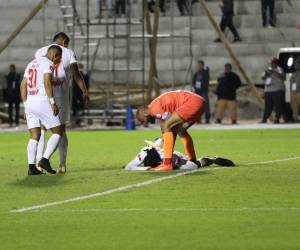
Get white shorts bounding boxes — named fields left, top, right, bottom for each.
left=56, top=97, right=70, bottom=124
left=25, top=97, right=61, bottom=130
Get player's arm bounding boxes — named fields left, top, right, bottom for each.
left=20, top=77, right=27, bottom=102
left=125, top=149, right=148, bottom=171
left=70, top=63, right=90, bottom=106
left=44, top=73, right=59, bottom=116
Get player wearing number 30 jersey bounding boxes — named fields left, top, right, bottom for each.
left=21, top=45, right=63, bottom=175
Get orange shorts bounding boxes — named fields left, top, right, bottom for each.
left=175, top=95, right=205, bottom=123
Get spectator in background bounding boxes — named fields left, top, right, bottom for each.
left=215, top=63, right=241, bottom=124
left=290, top=59, right=300, bottom=122
left=214, top=0, right=241, bottom=43
left=192, top=60, right=210, bottom=123
left=96, top=0, right=113, bottom=18
left=148, top=0, right=166, bottom=16
left=72, top=63, right=89, bottom=118
left=261, top=57, right=285, bottom=123
left=115, top=0, right=126, bottom=17
left=177, top=0, right=190, bottom=16
left=5, top=64, right=20, bottom=127
left=261, top=0, right=275, bottom=28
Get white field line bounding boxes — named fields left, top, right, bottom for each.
left=244, top=156, right=300, bottom=165
left=10, top=156, right=300, bottom=213
left=26, top=207, right=300, bottom=213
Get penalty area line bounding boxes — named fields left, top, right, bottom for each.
left=10, top=156, right=300, bottom=213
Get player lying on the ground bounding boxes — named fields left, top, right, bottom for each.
left=125, top=138, right=235, bottom=171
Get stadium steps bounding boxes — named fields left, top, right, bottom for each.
left=0, top=0, right=299, bottom=87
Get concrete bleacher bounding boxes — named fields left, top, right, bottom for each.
left=0, top=0, right=299, bottom=124
left=0, top=0, right=299, bottom=88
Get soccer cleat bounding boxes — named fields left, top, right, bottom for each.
left=58, top=164, right=66, bottom=174
left=213, top=157, right=235, bottom=167
left=28, top=164, right=44, bottom=175
left=38, top=157, right=57, bottom=174
left=152, top=163, right=173, bottom=171
left=199, top=157, right=214, bottom=167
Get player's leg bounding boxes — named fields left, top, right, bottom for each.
left=27, top=127, right=44, bottom=175
left=56, top=99, right=69, bottom=173
left=25, top=106, right=44, bottom=175
left=58, top=124, right=68, bottom=173
left=178, top=122, right=199, bottom=167
left=39, top=125, right=62, bottom=174
left=36, top=124, right=47, bottom=163
left=153, top=113, right=183, bottom=171
left=37, top=100, right=62, bottom=174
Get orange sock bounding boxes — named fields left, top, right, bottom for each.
left=162, top=132, right=175, bottom=165
left=180, top=134, right=196, bottom=161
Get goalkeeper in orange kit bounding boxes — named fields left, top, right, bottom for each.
left=136, top=90, right=206, bottom=171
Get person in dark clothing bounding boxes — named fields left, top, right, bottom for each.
left=177, top=0, right=191, bottom=16
left=261, top=0, right=275, bottom=27
left=72, top=63, right=90, bottom=118
left=214, top=0, right=241, bottom=42
left=115, top=0, right=126, bottom=17
left=261, top=57, right=285, bottom=123
left=148, top=0, right=166, bottom=15
left=192, top=60, right=210, bottom=123
left=215, top=63, right=241, bottom=124
left=5, top=64, right=21, bottom=127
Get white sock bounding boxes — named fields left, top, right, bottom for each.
left=59, top=132, right=68, bottom=166
left=179, top=161, right=198, bottom=170
left=27, top=139, right=38, bottom=164
left=43, top=134, right=61, bottom=159
left=36, top=130, right=46, bottom=163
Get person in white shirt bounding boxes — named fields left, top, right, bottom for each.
left=261, top=57, right=285, bottom=123
left=20, top=45, right=63, bottom=175
left=34, top=32, right=89, bottom=173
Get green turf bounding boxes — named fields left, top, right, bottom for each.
left=0, top=129, right=300, bottom=250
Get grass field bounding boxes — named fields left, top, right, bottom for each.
left=0, top=129, right=300, bottom=250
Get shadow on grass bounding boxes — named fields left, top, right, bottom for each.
left=129, top=169, right=212, bottom=177
left=71, top=166, right=117, bottom=173
left=9, top=174, right=71, bottom=188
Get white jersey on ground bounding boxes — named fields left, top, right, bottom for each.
left=24, top=57, right=54, bottom=98
left=125, top=146, right=198, bottom=171
left=35, top=44, right=77, bottom=99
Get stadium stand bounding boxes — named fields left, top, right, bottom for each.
left=0, top=0, right=299, bottom=124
